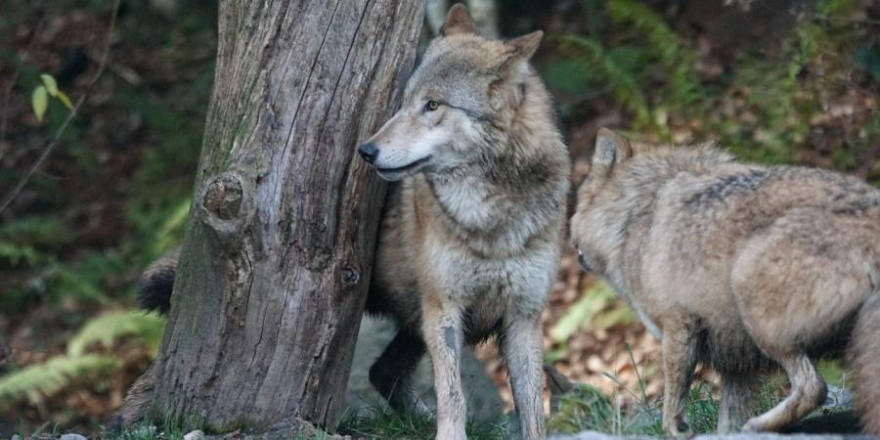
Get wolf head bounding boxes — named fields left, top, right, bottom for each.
left=570, top=128, right=728, bottom=271
left=570, top=128, right=638, bottom=272
left=358, top=4, right=544, bottom=181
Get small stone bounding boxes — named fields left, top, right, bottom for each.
left=823, top=385, right=853, bottom=409
left=184, top=430, right=206, bottom=440
left=59, top=434, right=88, bottom=440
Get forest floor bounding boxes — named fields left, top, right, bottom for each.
left=1, top=0, right=879, bottom=438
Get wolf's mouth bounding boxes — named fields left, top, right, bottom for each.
left=375, top=155, right=432, bottom=174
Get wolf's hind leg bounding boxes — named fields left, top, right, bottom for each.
left=743, top=355, right=826, bottom=432
left=661, top=317, right=698, bottom=438
left=501, top=316, right=546, bottom=440
left=369, top=328, right=429, bottom=414
left=718, top=372, right=757, bottom=433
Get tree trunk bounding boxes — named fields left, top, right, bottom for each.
left=150, top=0, right=424, bottom=432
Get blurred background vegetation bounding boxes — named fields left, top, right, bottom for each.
left=0, top=0, right=877, bottom=437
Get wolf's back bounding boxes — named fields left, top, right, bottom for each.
left=137, top=249, right=179, bottom=314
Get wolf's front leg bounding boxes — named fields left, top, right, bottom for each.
left=502, top=315, right=546, bottom=440
left=422, top=296, right=467, bottom=440
left=661, top=317, right=698, bottom=438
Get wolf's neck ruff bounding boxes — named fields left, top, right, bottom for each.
left=422, top=149, right=563, bottom=258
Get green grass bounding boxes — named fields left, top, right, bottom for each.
left=548, top=380, right=744, bottom=436
left=94, top=364, right=852, bottom=440
left=105, top=405, right=510, bottom=440
left=339, top=405, right=509, bottom=440
left=548, top=366, right=851, bottom=437
left=109, top=414, right=189, bottom=440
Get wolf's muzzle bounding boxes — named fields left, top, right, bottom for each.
left=358, top=142, right=379, bottom=164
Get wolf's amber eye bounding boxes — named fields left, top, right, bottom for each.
left=425, top=100, right=440, bottom=111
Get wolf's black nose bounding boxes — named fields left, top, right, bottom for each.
left=358, top=143, right=379, bottom=164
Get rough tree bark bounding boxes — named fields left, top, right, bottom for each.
left=149, top=0, right=424, bottom=432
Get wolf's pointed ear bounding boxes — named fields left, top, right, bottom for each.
left=493, top=31, right=543, bottom=78
left=505, top=31, right=543, bottom=61
left=440, top=3, right=478, bottom=37
left=592, top=128, right=632, bottom=176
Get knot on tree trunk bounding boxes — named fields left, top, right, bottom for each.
left=341, top=264, right=360, bottom=287
left=199, top=171, right=254, bottom=250
left=204, top=174, right=244, bottom=219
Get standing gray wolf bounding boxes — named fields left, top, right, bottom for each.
left=570, top=128, right=880, bottom=436
left=356, top=5, right=569, bottom=439
left=121, top=5, right=570, bottom=439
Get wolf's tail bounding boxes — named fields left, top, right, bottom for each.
left=110, top=252, right=178, bottom=431
left=136, top=249, right=180, bottom=314
left=850, top=294, right=880, bottom=435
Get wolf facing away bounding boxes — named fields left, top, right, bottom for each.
left=570, top=129, right=880, bottom=436
left=120, top=5, right=570, bottom=440
left=356, top=5, right=570, bottom=439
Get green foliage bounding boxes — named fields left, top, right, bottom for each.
left=0, top=241, right=40, bottom=267
left=31, top=85, right=48, bottom=122
left=606, top=0, right=702, bottom=111
left=547, top=380, right=723, bottom=436
left=0, top=309, right=164, bottom=409
left=2, top=0, right=212, bottom=316
left=31, top=73, right=74, bottom=122
left=547, top=369, right=848, bottom=438
left=0, top=216, right=73, bottom=267
left=108, top=415, right=188, bottom=440
left=1, top=0, right=211, bottom=432
left=68, top=310, right=165, bottom=357
left=121, top=59, right=211, bottom=259
left=47, top=250, right=130, bottom=306
left=557, top=35, right=651, bottom=125
left=0, top=354, right=118, bottom=405
left=550, top=0, right=701, bottom=132
left=550, top=282, right=634, bottom=343
left=547, top=282, right=635, bottom=362
left=548, top=384, right=618, bottom=434
left=548, top=0, right=876, bottom=167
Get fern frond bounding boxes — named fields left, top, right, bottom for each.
left=559, top=35, right=651, bottom=126
left=68, top=310, right=165, bottom=357
left=606, top=0, right=702, bottom=110
left=606, top=0, right=684, bottom=65
left=0, top=241, right=40, bottom=266
left=0, top=355, right=118, bottom=405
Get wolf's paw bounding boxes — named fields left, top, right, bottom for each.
left=664, top=419, right=694, bottom=439
left=389, top=390, right=431, bottom=416
left=410, top=396, right=430, bottom=415
left=436, top=426, right=467, bottom=440
left=742, top=418, right=764, bottom=433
